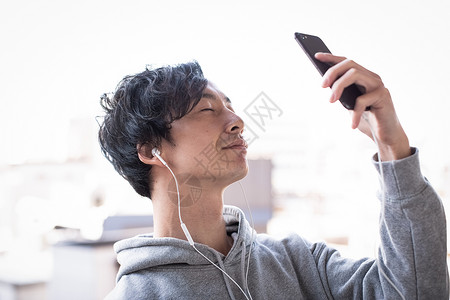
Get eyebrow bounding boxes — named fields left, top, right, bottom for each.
left=201, top=92, right=232, bottom=104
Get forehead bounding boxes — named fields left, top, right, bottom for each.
left=201, top=82, right=231, bottom=104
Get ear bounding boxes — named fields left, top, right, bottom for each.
left=137, top=144, right=165, bottom=167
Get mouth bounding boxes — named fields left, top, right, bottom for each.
left=222, top=138, right=248, bottom=151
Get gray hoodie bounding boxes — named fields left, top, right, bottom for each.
left=106, top=149, right=448, bottom=299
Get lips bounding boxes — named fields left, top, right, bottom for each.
left=222, top=139, right=248, bottom=150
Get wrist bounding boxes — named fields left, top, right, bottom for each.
left=377, top=136, right=411, bottom=161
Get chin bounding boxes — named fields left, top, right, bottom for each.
left=229, top=161, right=249, bottom=183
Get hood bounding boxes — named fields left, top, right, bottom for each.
left=113, top=205, right=255, bottom=282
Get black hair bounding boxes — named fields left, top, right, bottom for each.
left=98, top=61, right=208, bottom=198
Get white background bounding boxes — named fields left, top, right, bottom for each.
left=1, top=0, right=449, bottom=260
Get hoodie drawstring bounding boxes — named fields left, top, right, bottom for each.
left=240, top=240, right=249, bottom=293
left=215, top=251, right=237, bottom=300
left=214, top=239, right=252, bottom=300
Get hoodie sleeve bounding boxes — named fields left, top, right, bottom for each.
left=313, top=148, right=449, bottom=299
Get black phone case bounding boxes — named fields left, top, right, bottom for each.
left=294, top=32, right=364, bottom=110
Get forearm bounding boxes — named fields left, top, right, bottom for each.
left=374, top=148, right=448, bottom=299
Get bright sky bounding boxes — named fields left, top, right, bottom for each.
left=1, top=0, right=450, bottom=264
left=1, top=0, right=449, bottom=188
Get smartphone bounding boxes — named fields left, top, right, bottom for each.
left=294, top=32, right=365, bottom=110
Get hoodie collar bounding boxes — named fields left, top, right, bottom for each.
left=113, top=205, right=255, bottom=280
left=222, top=206, right=255, bottom=264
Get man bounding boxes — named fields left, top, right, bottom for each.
left=99, top=53, right=448, bottom=299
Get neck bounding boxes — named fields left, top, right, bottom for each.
left=151, top=177, right=233, bottom=256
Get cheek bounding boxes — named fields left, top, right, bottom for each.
left=169, top=120, right=222, bottom=164
left=175, top=130, right=215, bottom=157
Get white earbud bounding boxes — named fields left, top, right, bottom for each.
left=152, top=148, right=168, bottom=167
left=151, top=148, right=160, bottom=156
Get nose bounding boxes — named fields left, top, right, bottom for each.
left=225, top=111, right=245, bottom=135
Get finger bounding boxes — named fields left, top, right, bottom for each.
left=319, top=56, right=381, bottom=90
left=316, top=53, right=381, bottom=80
left=351, top=98, right=367, bottom=129
left=328, top=67, right=357, bottom=103
left=351, top=87, right=387, bottom=129
left=316, top=54, right=346, bottom=88
left=323, top=59, right=364, bottom=89
left=328, top=67, right=383, bottom=104
left=315, top=52, right=381, bottom=80
left=314, top=52, right=346, bottom=65
left=356, top=86, right=389, bottom=110
left=327, top=67, right=366, bottom=104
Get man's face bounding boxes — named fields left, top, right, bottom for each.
left=161, top=82, right=248, bottom=187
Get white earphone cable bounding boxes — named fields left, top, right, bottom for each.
left=238, top=181, right=255, bottom=300
left=160, top=155, right=252, bottom=300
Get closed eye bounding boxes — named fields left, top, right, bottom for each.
left=201, top=108, right=214, bottom=112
